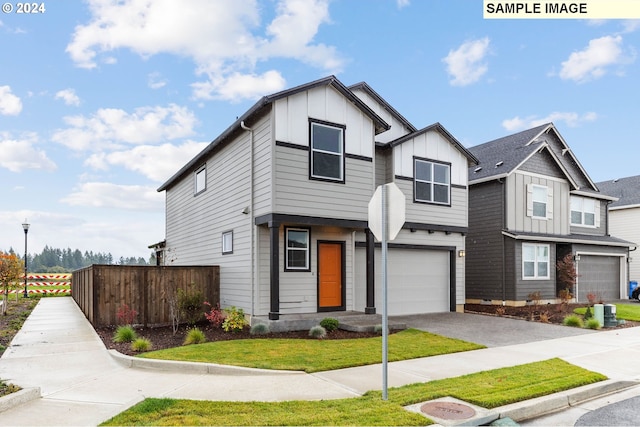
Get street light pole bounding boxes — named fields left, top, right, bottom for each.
left=22, top=221, right=29, bottom=298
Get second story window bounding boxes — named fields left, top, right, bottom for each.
left=527, top=184, right=553, bottom=219
left=571, top=196, right=597, bottom=227
left=414, top=158, right=450, bottom=205
left=310, top=121, right=344, bottom=182
left=194, top=165, right=206, bottom=195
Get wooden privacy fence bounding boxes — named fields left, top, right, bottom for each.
left=72, top=264, right=220, bottom=328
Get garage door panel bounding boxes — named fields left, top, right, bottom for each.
left=576, top=255, right=620, bottom=302
left=355, top=247, right=450, bottom=315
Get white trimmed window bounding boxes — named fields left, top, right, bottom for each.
left=310, top=121, right=344, bottom=182
left=571, top=196, right=598, bottom=227
left=527, top=184, right=553, bottom=219
left=285, top=228, right=310, bottom=271
left=523, top=243, right=550, bottom=280
left=194, top=165, right=206, bottom=195
left=414, top=158, right=450, bottom=205
left=222, top=231, right=233, bottom=255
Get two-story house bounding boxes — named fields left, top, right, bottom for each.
left=156, top=76, right=477, bottom=325
left=596, top=176, right=640, bottom=289
left=465, top=123, right=633, bottom=305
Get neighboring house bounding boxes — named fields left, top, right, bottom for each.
left=596, top=176, right=640, bottom=285
left=465, top=123, right=633, bottom=304
left=156, top=75, right=477, bottom=323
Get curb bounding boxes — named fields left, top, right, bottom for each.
left=0, top=387, right=40, bottom=413
left=494, top=379, right=640, bottom=423
left=108, top=349, right=303, bottom=376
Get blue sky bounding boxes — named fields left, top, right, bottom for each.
left=1, top=0, right=638, bottom=260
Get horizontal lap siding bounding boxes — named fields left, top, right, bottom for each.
left=395, top=179, right=468, bottom=228
left=253, top=114, right=274, bottom=216
left=609, top=208, right=640, bottom=281
left=274, top=146, right=373, bottom=219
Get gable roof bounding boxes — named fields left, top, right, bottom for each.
left=348, top=82, right=418, bottom=134
left=158, top=76, right=390, bottom=192
left=380, top=122, right=479, bottom=165
left=596, top=175, right=640, bottom=209
left=467, top=123, right=597, bottom=191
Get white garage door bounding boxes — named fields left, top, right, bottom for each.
left=355, top=248, right=450, bottom=315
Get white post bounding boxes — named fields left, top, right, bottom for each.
left=381, top=184, right=388, bottom=400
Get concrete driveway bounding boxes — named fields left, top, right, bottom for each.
left=390, top=312, right=597, bottom=347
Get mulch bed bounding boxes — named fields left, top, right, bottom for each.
left=96, top=322, right=380, bottom=357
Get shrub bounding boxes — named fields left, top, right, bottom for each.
left=131, top=338, right=152, bottom=352
left=539, top=312, right=550, bottom=323
left=586, top=292, right=598, bottom=305
left=204, top=301, right=225, bottom=328
left=319, top=317, right=339, bottom=332
left=250, top=323, right=270, bottom=335
left=222, top=306, right=247, bottom=332
left=116, top=303, right=138, bottom=326
left=183, top=328, right=206, bottom=345
left=563, top=315, right=584, bottom=328
left=113, top=325, right=137, bottom=343
left=585, top=318, right=601, bottom=330
left=178, top=287, right=204, bottom=326
left=374, top=324, right=384, bottom=334
left=558, top=288, right=573, bottom=304
left=309, top=325, right=327, bottom=339
left=584, top=305, right=593, bottom=320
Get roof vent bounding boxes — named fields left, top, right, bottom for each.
left=474, top=167, right=483, bottom=173
left=495, top=161, right=504, bottom=168
left=613, top=178, right=619, bottom=183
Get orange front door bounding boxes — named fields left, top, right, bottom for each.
left=318, top=242, right=343, bottom=310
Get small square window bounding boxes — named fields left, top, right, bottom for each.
left=285, top=228, right=310, bottom=271
left=414, top=158, right=450, bottom=205
left=195, top=165, right=206, bottom=195
left=222, top=231, right=233, bottom=255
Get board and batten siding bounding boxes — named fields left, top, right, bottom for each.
left=393, top=130, right=469, bottom=187
left=506, top=171, right=570, bottom=235
left=274, top=145, right=374, bottom=220
left=466, top=180, right=505, bottom=300
left=165, top=129, right=254, bottom=312
left=273, top=85, right=376, bottom=159
left=349, top=87, right=413, bottom=144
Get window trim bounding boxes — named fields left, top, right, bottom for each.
left=413, top=156, right=451, bottom=206
left=194, top=164, right=207, bottom=195
left=522, top=243, right=550, bottom=280
left=222, top=230, right=233, bottom=255
left=570, top=196, right=597, bottom=228
left=531, top=184, right=548, bottom=219
left=284, top=227, right=311, bottom=272
left=309, top=119, right=345, bottom=184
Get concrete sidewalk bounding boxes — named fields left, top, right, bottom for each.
left=1, top=298, right=640, bottom=426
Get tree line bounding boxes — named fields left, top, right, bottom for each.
left=5, top=245, right=156, bottom=273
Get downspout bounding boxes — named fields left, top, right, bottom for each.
left=240, top=121, right=255, bottom=319
left=500, top=178, right=506, bottom=305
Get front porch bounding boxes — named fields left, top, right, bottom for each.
left=251, top=311, right=408, bottom=333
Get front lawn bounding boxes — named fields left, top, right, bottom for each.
left=101, top=358, right=606, bottom=426
left=574, top=302, right=640, bottom=322
left=137, top=328, right=485, bottom=373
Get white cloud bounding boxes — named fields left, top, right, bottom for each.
left=55, top=88, right=81, bottom=106
left=559, top=35, right=632, bottom=83
left=443, top=37, right=490, bottom=86
left=52, top=104, right=198, bottom=151
left=66, top=0, right=343, bottom=101
left=397, top=0, right=410, bottom=8
left=148, top=72, right=168, bottom=89
left=192, top=70, right=286, bottom=101
left=502, top=112, right=598, bottom=131
left=0, top=86, right=23, bottom=115
left=0, top=132, right=57, bottom=172
left=84, top=140, right=209, bottom=182
left=61, top=182, right=164, bottom=212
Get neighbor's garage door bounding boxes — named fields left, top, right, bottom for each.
left=355, top=248, right=450, bottom=315
left=576, top=255, right=621, bottom=302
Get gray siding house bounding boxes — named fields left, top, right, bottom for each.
left=596, top=176, right=640, bottom=286
left=465, top=123, right=633, bottom=304
left=157, top=76, right=477, bottom=323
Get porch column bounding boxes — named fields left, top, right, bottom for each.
left=365, top=228, right=376, bottom=314
left=269, top=221, right=280, bottom=320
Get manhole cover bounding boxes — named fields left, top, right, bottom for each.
left=420, top=401, right=476, bottom=420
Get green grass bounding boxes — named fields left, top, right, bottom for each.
left=100, top=358, right=606, bottom=426
left=574, top=303, right=640, bottom=321
left=137, top=328, right=485, bottom=373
